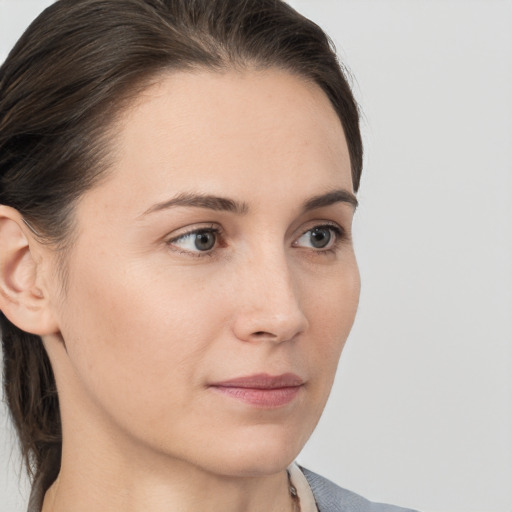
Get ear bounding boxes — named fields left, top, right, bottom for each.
left=0, top=205, right=59, bottom=336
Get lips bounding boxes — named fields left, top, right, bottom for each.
left=209, top=373, right=304, bottom=408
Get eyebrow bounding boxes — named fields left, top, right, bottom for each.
left=142, top=188, right=357, bottom=217
left=302, top=189, right=358, bottom=212
left=142, top=192, right=249, bottom=216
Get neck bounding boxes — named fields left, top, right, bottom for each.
left=41, top=420, right=294, bottom=512
left=42, top=457, right=294, bottom=512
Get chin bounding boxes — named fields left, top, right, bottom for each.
left=188, top=424, right=312, bottom=478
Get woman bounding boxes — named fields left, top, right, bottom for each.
left=0, top=1, right=416, bottom=511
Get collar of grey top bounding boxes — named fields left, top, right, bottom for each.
left=300, top=467, right=419, bottom=512
left=27, top=466, right=420, bottom=512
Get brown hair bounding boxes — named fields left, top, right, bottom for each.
left=0, top=0, right=362, bottom=496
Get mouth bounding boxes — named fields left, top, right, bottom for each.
left=208, top=373, right=304, bottom=408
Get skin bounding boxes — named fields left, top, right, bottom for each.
left=2, top=68, right=360, bottom=512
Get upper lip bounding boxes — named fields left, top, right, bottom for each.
left=210, top=373, right=304, bottom=389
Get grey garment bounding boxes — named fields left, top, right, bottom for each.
left=302, top=467, right=419, bottom=512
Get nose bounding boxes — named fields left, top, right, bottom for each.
left=231, top=248, right=309, bottom=344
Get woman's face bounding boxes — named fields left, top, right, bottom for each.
left=44, top=69, right=360, bottom=477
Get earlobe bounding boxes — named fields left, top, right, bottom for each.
left=0, top=205, right=59, bottom=336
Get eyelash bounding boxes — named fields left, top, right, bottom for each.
left=166, top=222, right=347, bottom=258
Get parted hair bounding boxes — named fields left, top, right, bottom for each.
left=0, top=0, right=363, bottom=496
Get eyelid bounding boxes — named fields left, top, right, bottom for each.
left=295, top=220, right=345, bottom=238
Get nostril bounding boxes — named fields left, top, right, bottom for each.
left=253, top=331, right=273, bottom=337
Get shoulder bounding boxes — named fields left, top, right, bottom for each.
left=300, top=466, right=419, bottom=512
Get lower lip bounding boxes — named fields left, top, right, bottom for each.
left=210, top=385, right=302, bottom=407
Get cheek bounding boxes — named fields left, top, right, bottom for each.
left=304, top=260, right=360, bottom=375
left=56, top=257, right=224, bottom=418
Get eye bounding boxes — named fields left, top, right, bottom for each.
left=294, top=224, right=342, bottom=250
left=168, top=227, right=219, bottom=254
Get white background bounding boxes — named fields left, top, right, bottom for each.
left=1, top=1, right=511, bottom=511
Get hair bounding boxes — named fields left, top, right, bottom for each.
left=0, top=0, right=363, bottom=497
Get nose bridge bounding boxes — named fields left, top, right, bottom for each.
left=232, top=240, right=308, bottom=342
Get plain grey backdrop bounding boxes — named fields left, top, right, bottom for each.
left=1, top=1, right=511, bottom=511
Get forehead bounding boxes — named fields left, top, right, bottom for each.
left=86, top=68, right=353, bottom=217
